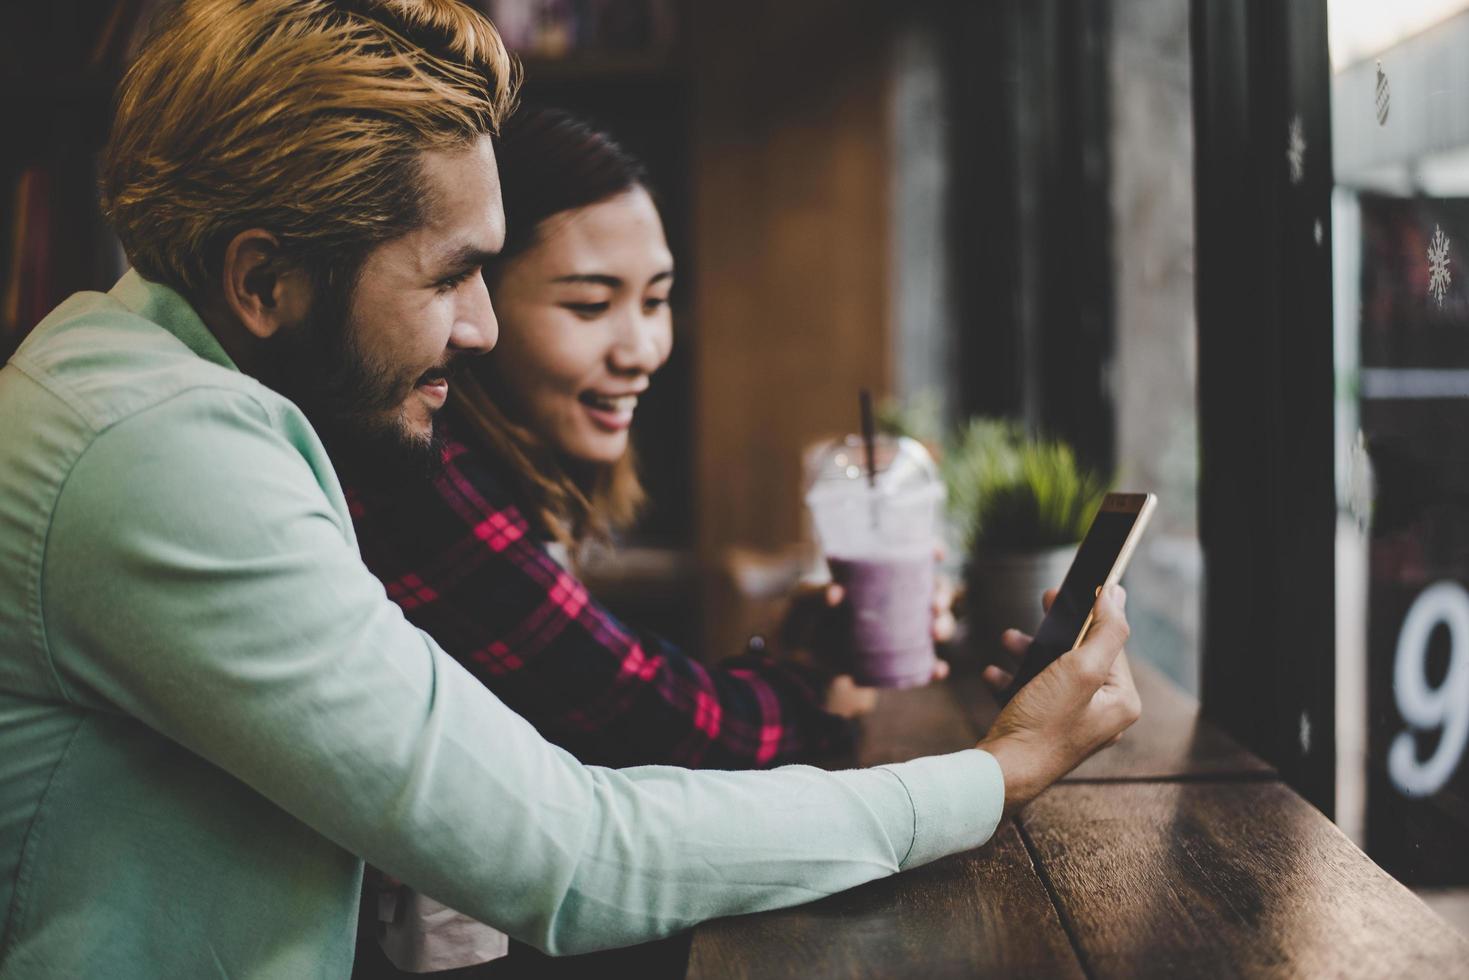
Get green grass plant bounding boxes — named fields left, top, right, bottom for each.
left=879, top=398, right=1109, bottom=553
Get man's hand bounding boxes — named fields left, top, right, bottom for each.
left=975, top=585, right=1141, bottom=815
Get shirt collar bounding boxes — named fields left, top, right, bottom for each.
left=109, top=269, right=239, bottom=372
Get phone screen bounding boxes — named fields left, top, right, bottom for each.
left=1000, top=498, right=1152, bottom=702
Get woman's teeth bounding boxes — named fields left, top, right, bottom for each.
left=581, top=393, right=638, bottom=413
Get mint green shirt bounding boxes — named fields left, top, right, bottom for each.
left=0, top=272, right=1004, bottom=978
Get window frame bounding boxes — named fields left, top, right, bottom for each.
left=1191, top=0, right=1338, bottom=812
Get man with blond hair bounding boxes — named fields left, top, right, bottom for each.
left=0, top=2, right=1140, bottom=976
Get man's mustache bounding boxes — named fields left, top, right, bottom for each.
left=415, top=354, right=471, bottom=387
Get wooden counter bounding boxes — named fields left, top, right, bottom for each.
left=687, top=661, right=1469, bottom=978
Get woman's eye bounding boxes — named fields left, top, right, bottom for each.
left=644, top=296, right=670, bottom=312
left=563, top=302, right=610, bottom=317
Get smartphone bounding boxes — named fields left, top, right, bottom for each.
left=999, top=492, right=1157, bottom=703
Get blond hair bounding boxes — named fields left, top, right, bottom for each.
left=101, top=0, right=519, bottom=297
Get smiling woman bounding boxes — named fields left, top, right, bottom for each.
left=452, top=107, right=673, bottom=541
left=484, top=183, right=673, bottom=480
left=343, top=109, right=869, bottom=975
left=348, top=108, right=856, bottom=766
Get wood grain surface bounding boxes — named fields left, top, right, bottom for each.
left=1060, top=660, right=1274, bottom=781
left=854, top=675, right=983, bottom=767
left=686, top=822, right=1083, bottom=980
left=1019, top=780, right=1469, bottom=978
left=687, top=664, right=1467, bottom=979
left=947, top=657, right=1274, bottom=781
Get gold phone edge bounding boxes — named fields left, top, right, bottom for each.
left=1070, top=492, right=1159, bottom=649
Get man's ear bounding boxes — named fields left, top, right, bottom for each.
left=220, top=230, right=312, bottom=340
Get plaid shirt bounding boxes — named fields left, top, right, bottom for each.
left=344, top=425, right=854, bottom=770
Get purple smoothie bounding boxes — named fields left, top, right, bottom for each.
left=828, top=553, right=936, bottom=688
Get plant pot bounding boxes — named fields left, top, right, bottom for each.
left=964, top=545, right=1077, bottom=665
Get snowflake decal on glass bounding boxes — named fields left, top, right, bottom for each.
left=1287, top=115, right=1306, bottom=185
left=1428, top=224, right=1452, bottom=308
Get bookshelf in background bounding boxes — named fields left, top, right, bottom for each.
left=481, top=0, right=677, bottom=63
left=0, top=0, right=702, bottom=643
left=1, top=1, right=683, bottom=362
left=0, top=0, right=163, bottom=361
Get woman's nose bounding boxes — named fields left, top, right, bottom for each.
left=608, top=311, right=665, bottom=374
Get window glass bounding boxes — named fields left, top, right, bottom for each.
left=1329, top=0, right=1469, bottom=902
left=1110, top=0, right=1201, bottom=693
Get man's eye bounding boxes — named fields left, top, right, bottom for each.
left=435, top=269, right=476, bottom=294
left=563, top=302, right=610, bottom=317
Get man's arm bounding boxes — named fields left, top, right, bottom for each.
left=41, top=389, right=1004, bottom=955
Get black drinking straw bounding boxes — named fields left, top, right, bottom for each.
left=858, top=389, right=877, bottom=489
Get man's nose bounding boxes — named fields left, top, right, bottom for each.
left=451, top=275, right=498, bottom=354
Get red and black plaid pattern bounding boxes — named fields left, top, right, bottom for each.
left=345, top=421, right=853, bottom=770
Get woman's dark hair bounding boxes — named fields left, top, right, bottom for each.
left=452, top=106, right=659, bottom=550
left=493, top=106, right=651, bottom=265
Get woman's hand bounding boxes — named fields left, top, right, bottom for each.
left=823, top=672, right=881, bottom=718
left=975, top=585, right=1142, bottom=815
left=777, top=558, right=957, bottom=718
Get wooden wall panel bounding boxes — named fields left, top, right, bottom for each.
left=688, top=0, right=896, bottom=572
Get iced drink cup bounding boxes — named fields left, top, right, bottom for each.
left=826, top=552, right=937, bottom=687
left=805, top=435, right=944, bottom=689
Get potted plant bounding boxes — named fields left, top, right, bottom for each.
left=961, top=432, right=1110, bottom=655
left=875, top=400, right=1023, bottom=551
left=877, top=402, right=1109, bottom=659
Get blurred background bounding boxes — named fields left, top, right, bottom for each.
left=0, top=0, right=1203, bottom=686
left=2, top=0, right=1467, bottom=931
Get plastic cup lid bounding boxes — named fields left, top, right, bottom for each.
left=804, top=434, right=943, bottom=505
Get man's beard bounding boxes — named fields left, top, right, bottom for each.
left=261, top=299, right=446, bottom=489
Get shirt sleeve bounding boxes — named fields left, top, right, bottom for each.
left=40, top=389, right=1004, bottom=956
left=350, top=440, right=854, bottom=770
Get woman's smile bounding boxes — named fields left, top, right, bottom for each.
left=485, top=186, right=674, bottom=466
left=578, top=389, right=642, bottom=430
